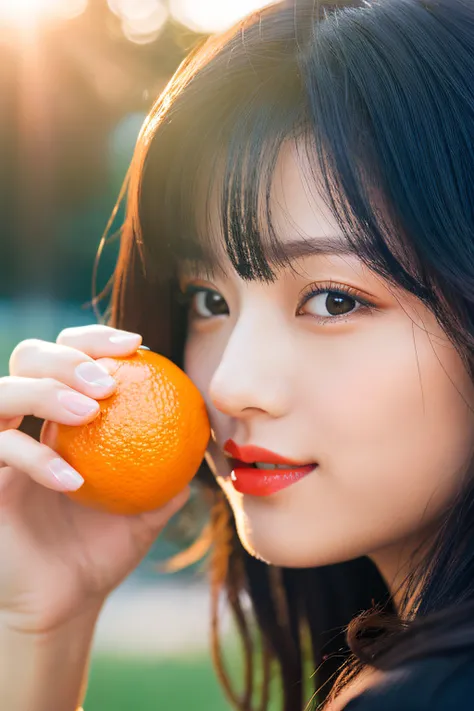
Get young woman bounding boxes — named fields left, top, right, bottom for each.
left=2, top=0, right=474, bottom=709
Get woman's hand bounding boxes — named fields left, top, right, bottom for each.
left=0, top=324, right=190, bottom=636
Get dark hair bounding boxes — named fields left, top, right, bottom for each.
left=93, top=0, right=474, bottom=708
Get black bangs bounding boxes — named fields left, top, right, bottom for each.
left=218, top=90, right=305, bottom=282
left=138, top=19, right=308, bottom=285
left=168, top=111, right=304, bottom=284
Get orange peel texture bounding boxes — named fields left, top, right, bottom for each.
left=52, top=349, right=210, bottom=516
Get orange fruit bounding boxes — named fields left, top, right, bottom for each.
left=52, top=348, right=210, bottom=516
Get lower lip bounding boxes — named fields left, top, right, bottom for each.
left=230, top=462, right=317, bottom=496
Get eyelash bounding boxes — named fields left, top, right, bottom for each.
left=297, top=280, right=378, bottom=323
left=179, top=280, right=378, bottom=323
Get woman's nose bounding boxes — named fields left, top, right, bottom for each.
left=208, top=317, right=293, bottom=419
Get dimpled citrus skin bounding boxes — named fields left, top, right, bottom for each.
left=53, top=349, right=210, bottom=516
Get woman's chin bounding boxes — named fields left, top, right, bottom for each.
left=238, top=529, right=363, bottom=569
left=233, top=514, right=324, bottom=568
left=237, top=530, right=320, bottom=567
left=231, top=503, right=369, bottom=569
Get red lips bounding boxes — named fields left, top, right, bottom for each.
left=223, top=439, right=316, bottom=497
left=223, top=440, right=309, bottom=466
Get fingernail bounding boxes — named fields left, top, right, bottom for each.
left=48, top=458, right=84, bottom=491
left=57, top=391, right=99, bottom=417
left=109, top=333, right=142, bottom=345
left=75, top=361, right=116, bottom=388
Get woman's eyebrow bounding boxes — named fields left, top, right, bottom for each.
left=269, top=235, right=357, bottom=262
left=178, top=235, right=357, bottom=278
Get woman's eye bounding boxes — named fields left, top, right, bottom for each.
left=188, top=288, right=229, bottom=319
left=301, top=290, right=363, bottom=320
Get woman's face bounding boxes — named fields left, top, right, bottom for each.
left=181, top=140, right=474, bottom=582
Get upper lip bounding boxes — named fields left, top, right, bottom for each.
left=223, top=439, right=314, bottom=466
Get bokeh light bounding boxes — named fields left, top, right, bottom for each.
left=122, top=7, right=168, bottom=44
left=169, top=0, right=277, bottom=33
left=107, top=0, right=168, bottom=44
left=0, top=0, right=88, bottom=27
left=108, top=0, right=158, bottom=21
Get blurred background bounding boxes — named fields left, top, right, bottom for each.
left=0, top=1, right=280, bottom=709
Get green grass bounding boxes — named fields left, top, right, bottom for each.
left=84, top=646, right=285, bottom=711
left=84, top=653, right=235, bottom=711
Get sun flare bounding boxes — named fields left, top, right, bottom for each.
left=0, top=0, right=87, bottom=28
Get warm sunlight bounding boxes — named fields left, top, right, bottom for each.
left=169, top=0, right=277, bottom=33
left=0, top=0, right=88, bottom=28
left=107, top=0, right=169, bottom=44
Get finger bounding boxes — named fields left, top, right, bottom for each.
left=0, top=429, right=84, bottom=492
left=56, top=324, right=142, bottom=358
left=40, top=419, right=58, bottom=449
left=9, top=339, right=119, bottom=402
left=0, top=376, right=101, bottom=426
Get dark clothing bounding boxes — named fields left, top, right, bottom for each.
left=344, top=652, right=474, bottom=710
